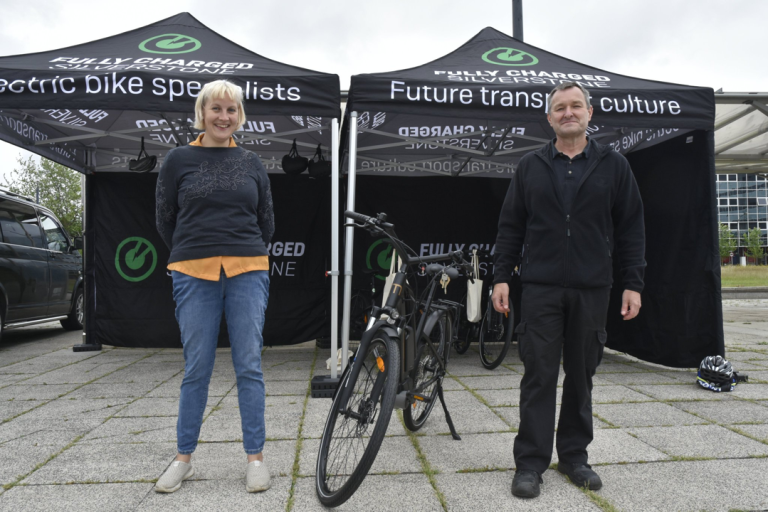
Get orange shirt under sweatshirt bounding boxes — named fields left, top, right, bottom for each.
left=166, top=134, right=269, bottom=281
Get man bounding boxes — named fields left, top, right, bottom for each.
left=492, top=82, right=645, bottom=499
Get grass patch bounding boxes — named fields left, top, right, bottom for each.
left=581, top=488, right=621, bottom=512
left=285, top=347, right=318, bottom=512
left=721, top=265, right=768, bottom=287
left=400, top=412, right=448, bottom=511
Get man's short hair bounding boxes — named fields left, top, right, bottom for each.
left=547, top=81, right=591, bottom=112
left=193, top=80, right=246, bottom=131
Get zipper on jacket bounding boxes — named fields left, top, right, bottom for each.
left=606, top=236, right=611, bottom=257
left=564, top=215, right=571, bottom=286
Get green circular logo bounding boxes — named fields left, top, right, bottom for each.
left=482, top=47, right=538, bottom=66
left=366, top=239, right=393, bottom=281
left=139, top=34, right=202, bottom=54
left=115, top=237, right=157, bottom=282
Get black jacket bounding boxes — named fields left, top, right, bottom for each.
left=493, top=139, right=646, bottom=292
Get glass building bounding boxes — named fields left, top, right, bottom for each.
left=716, top=173, right=768, bottom=254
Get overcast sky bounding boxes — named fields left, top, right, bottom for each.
left=1, top=0, right=766, bottom=181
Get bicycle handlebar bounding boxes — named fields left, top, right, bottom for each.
left=345, top=210, right=475, bottom=281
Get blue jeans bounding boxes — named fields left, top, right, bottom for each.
left=172, top=270, right=269, bottom=455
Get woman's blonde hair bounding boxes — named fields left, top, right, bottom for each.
left=193, top=80, right=246, bottom=130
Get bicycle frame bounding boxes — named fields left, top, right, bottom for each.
left=335, top=216, right=466, bottom=416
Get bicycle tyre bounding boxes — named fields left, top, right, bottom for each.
left=478, top=302, right=514, bottom=370
left=315, top=329, right=399, bottom=507
left=454, top=319, right=474, bottom=355
left=403, top=311, right=449, bottom=431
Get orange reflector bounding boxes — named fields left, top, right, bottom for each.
left=364, top=315, right=368, bottom=323
left=376, top=357, right=385, bottom=373
left=413, top=395, right=424, bottom=401
left=504, top=312, right=509, bottom=318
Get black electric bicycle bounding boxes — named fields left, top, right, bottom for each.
left=315, top=211, right=474, bottom=508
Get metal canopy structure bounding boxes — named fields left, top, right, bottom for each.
left=0, top=13, right=344, bottom=352
left=715, top=93, right=768, bottom=175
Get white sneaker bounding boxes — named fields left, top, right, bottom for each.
left=155, top=460, right=194, bottom=493
left=246, top=460, right=271, bottom=493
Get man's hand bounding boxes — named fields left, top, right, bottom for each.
left=621, top=290, right=641, bottom=320
left=492, top=283, right=510, bottom=314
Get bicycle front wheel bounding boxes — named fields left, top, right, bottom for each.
left=479, top=304, right=513, bottom=370
left=315, top=330, right=399, bottom=507
left=403, top=311, right=449, bottom=431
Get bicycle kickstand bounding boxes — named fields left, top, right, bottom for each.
left=437, top=384, right=461, bottom=441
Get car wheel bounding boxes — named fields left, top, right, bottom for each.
left=60, top=287, right=83, bottom=331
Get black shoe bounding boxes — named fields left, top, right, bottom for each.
left=557, top=462, right=602, bottom=490
left=511, top=469, right=542, bottom=498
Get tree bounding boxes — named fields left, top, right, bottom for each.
left=742, top=227, right=765, bottom=265
left=718, top=223, right=737, bottom=263
left=3, top=156, right=82, bottom=237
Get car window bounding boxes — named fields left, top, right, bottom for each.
left=0, top=198, right=44, bottom=248
left=39, top=214, right=70, bottom=252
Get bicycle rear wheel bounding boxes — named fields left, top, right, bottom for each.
left=315, top=330, right=399, bottom=507
left=403, top=311, right=449, bottom=431
left=478, top=302, right=513, bottom=370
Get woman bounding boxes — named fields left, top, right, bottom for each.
left=154, top=79, right=274, bottom=493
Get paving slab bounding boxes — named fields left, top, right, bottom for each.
left=731, top=423, right=768, bottom=443
left=629, top=383, right=739, bottom=401
left=456, top=374, right=522, bottom=390
left=292, top=473, right=442, bottom=512
left=0, top=399, right=46, bottom=422
left=598, top=459, right=768, bottom=512
left=136, top=476, right=291, bottom=511
left=66, top=381, right=159, bottom=400
left=299, top=435, right=422, bottom=476
left=80, top=416, right=178, bottom=444
left=0, top=438, right=73, bottom=487
left=416, top=390, right=512, bottom=435
left=672, top=399, right=768, bottom=424
left=592, top=384, right=655, bottom=403
left=0, top=417, right=101, bottom=446
left=441, top=376, right=466, bottom=391
left=0, top=482, right=153, bottom=512
left=598, top=372, right=680, bottom=385
left=21, top=397, right=133, bottom=422
left=265, top=379, right=310, bottom=396
left=115, top=397, right=211, bottom=418
left=436, top=470, right=603, bottom=512
left=418, top=432, right=516, bottom=472
left=628, top=424, right=768, bottom=458
left=589, top=428, right=669, bottom=464
left=593, top=402, right=708, bottom=427
left=23, top=442, right=177, bottom=484
left=447, top=360, right=515, bottom=377
left=725, top=383, right=768, bottom=399
left=0, top=383, right=81, bottom=401
left=190, top=439, right=296, bottom=479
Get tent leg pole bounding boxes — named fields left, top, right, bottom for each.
left=73, top=170, right=101, bottom=352
left=330, top=118, right=340, bottom=379
left=341, top=112, right=359, bottom=373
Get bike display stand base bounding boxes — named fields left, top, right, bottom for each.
left=311, top=375, right=341, bottom=399
left=73, top=343, right=102, bottom=352
left=438, top=385, right=461, bottom=440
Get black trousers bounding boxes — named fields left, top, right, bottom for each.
left=513, top=284, right=610, bottom=474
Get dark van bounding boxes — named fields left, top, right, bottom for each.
left=0, top=188, right=83, bottom=340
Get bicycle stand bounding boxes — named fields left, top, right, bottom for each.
left=437, top=384, right=461, bottom=440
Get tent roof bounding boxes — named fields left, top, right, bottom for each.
left=714, top=93, right=768, bottom=175
left=342, top=27, right=715, bottom=178
left=0, top=12, right=340, bottom=173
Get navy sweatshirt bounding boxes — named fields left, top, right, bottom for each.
left=155, top=145, right=275, bottom=263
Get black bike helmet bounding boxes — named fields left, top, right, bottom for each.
left=697, top=355, right=747, bottom=392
